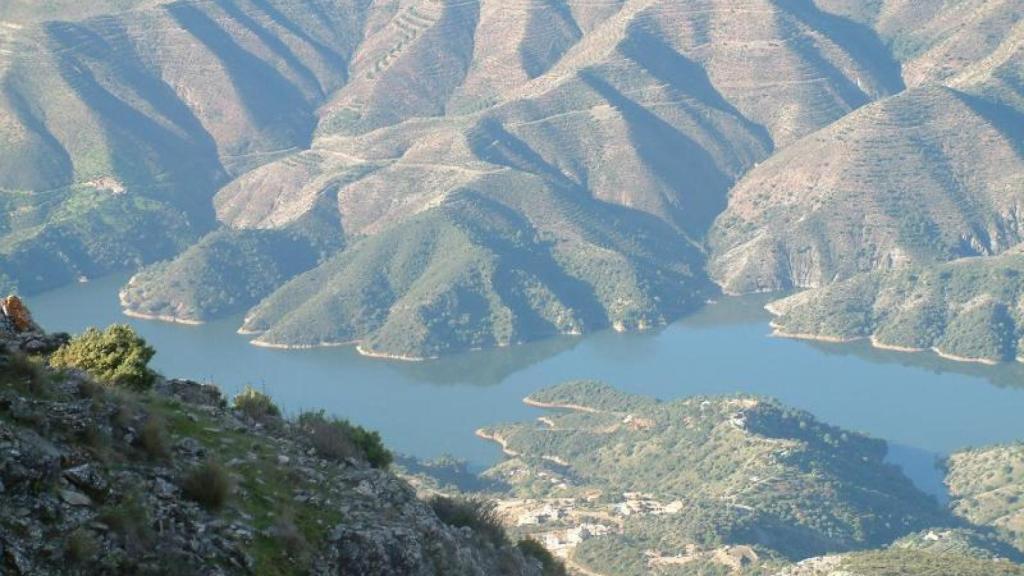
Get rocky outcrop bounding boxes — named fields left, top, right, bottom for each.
left=1, top=296, right=38, bottom=333
left=0, top=295, right=67, bottom=355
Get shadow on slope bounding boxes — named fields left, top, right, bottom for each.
left=0, top=79, right=73, bottom=190
left=166, top=1, right=316, bottom=150
left=581, top=71, right=731, bottom=239
left=618, top=26, right=774, bottom=152
left=779, top=0, right=905, bottom=95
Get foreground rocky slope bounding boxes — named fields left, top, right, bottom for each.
left=0, top=304, right=548, bottom=575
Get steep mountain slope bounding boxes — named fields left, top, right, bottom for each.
left=817, top=0, right=1022, bottom=88
left=877, top=0, right=1024, bottom=87
left=766, top=251, right=1024, bottom=363
left=709, top=84, right=1024, bottom=294
left=123, top=0, right=911, bottom=356
left=707, top=6, right=1024, bottom=359
left=119, top=191, right=345, bottom=322
left=0, top=0, right=365, bottom=293
left=5, top=0, right=1021, bottom=358
left=239, top=182, right=708, bottom=358
left=947, top=443, right=1024, bottom=551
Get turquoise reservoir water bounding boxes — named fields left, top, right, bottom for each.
left=28, top=274, right=1024, bottom=495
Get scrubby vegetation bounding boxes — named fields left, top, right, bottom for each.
left=516, top=539, right=568, bottom=576
left=240, top=188, right=708, bottom=359
left=430, top=495, right=508, bottom=547
left=481, top=381, right=952, bottom=573
left=840, top=549, right=1024, bottom=575
left=182, top=460, right=233, bottom=511
left=769, top=253, right=1024, bottom=363
left=2, top=319, right=545, bottom=575
left=297, top=410, right=393, bottom=469
left=121, top=224, right=342, bottom=323
left=139, top=414, right=170, bottom=460
left=50, top=324, right=156, bottom=390
left=946, top=444, right=1024, bottom=551
left=0, top=350, right=49, bottom=396
left=233, top=385, right=281, bottom=422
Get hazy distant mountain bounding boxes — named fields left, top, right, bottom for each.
left=2, top=0, right=1022, bottom=357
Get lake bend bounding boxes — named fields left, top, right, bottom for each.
left=28, top=273, right=1024, bottom=498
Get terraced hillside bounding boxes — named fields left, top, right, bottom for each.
left=709, top=1, right=1024, bottom=297
left=116, top=0, right=917, bottom=357
left=947, top=443, right=1024, bottom=551
left=0, top=0, right=364, bottom=293
left=709, top=84, right=1024, bottom=294
left=3, top=0, right=1023, bottom=358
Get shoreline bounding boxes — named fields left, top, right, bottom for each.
left=355, top=344, right=435, bottom=363
left=250, top=339, right=352, bottom=351
left=248, top=338, right=434, bottom=362
left=475, top=429, right=519, bottom=457
left=523, top=396, right=602, bottom=414
left=769, top=324, right=1006, bottom=366
left=122, top=308, right=205, bottom=326
left=868, top=335, right=927, bottom=353
left=931, top=347, right=1000, bottom=366
left=767, top=322, right=858, bottom=344
left=118, top=284, right=1018, bottom=369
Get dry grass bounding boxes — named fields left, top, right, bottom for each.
left=182, top=460, right=232, bottom=511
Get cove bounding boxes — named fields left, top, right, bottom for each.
left=27, top=274, right=1024, bottom=496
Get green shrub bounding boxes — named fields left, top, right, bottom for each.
left=0, top=351, right=48, bottom=396
left=139, top=415, right=169, bottom=460
left=233, top=385, right=281, bottom=421
left=66, top=527, right=99, bottom=564
left=429, top=495, right=507, bottom=547
left=517, top=539, right=567, bottom=576
left=99, top=494, right=153, bottom=552
left=297, top=410, right=392, bottom=469
left=270, top=510, right=311, bottom=565
left=182, top=460, right=232, bottom=511
left=50, top=325, right=156, bottom=391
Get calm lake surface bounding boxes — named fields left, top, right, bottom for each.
left=28, top=274, right=1024, bottom=496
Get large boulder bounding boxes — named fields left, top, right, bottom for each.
left=0, top=296, right=39, bottom=334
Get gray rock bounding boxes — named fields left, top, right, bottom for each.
left=154, top=476, right=178, bottom=499
left=20, top=339, right=47, bottom=355
left=176, top=437, right=204, bottom=458
left=59, top=489, right=92, bottom=507
left=64, top=464, right=109, bottom=498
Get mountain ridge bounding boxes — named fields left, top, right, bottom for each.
left=1, top=0, right=1022, bottom=359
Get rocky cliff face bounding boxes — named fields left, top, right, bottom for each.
left=0, top=313, right=545, bottom=575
